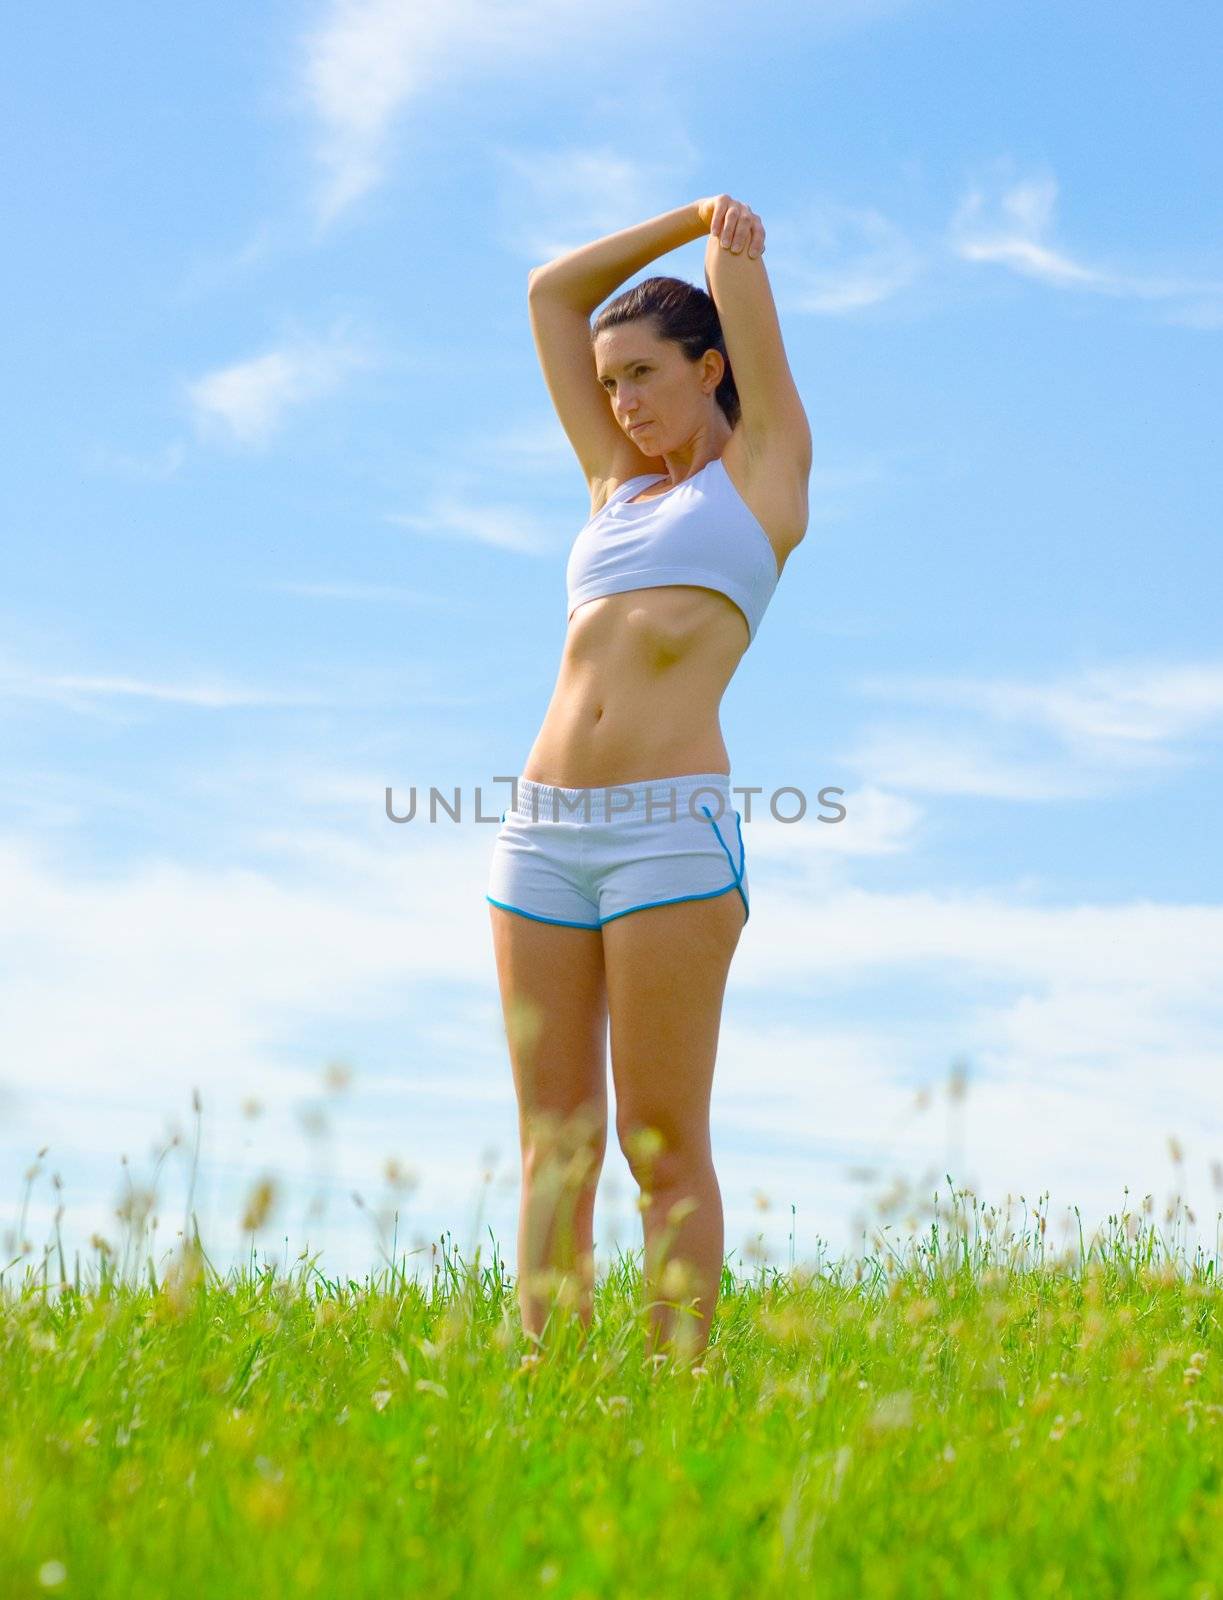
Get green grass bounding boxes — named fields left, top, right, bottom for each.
left=3, top=1163, right=1221, bottom=1599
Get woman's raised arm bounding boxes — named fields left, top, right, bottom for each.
left=527, top=201, right=710, bottom=488
left=528, top=201, right=708, bottom=314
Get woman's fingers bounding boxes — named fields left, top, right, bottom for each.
left=707, top=194, right=765, bottom=257
left=712, top=193, right=740, bottom=239
left=716, top=202, right=764, bottom=255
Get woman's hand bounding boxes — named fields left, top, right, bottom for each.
left=697, top=194, right=765, bottom=259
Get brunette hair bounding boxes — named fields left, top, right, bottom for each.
left=589, top=275, right=740, bottom=428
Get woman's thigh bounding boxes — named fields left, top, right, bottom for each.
left=601, top=890, right=743, bottom=1177
left=489, top=904, right=609, bottom=1160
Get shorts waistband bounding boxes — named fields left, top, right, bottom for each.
left=511, top=771, right=734, bottom=824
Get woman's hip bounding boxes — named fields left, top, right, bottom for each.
left=487, top=771, right=749, bottom=930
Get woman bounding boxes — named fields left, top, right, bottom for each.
left=486, top=194, right=811, bottom=1363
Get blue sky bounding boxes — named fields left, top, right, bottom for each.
left=3, top=0, right=1222, bottom=1288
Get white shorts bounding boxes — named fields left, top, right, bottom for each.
left=486, top=771, right=748, bottom=930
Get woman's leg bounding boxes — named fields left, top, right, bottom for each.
left=489, top=905, right=608, bottom=1341
left=602, top=887, right=744, bottom=1363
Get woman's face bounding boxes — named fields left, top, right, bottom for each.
left=593, top=321, right=720, bottom=452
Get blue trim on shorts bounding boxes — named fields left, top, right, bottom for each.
left=700, top=806, right=749, bottom=924
left=597, top=880, right=746, bottom=926
left=486, top=894, right=599, bottom=930
left=487, top=806, right=750, bottom=929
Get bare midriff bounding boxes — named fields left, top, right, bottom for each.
left=520, top=582, right=752, bottom=788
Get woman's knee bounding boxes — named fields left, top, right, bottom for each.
left=615, top=1118, right=710, bottom=1190
left=523, top=1103, right=607, bottom=1185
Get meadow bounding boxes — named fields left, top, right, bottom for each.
left=3, top=1117, right=1221, bottom=1599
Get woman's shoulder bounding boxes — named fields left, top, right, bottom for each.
left=582, top=424, right=808, bottom=553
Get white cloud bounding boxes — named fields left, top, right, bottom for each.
left=738, top=784, right=920, bottom=860
left=714, top=166, right=1223, bottom=328
left=492, top=144, right=682, bottom=265
left=292, top=0, right=656, bottom=229
left=842, top=659, right=1223, bottom=796
left=267, top=579, right=474, bottom=612
left=184, top=319, right=377, bottom=447
left=0, top=658, right=487, bottom=720
left=949, top=165, right=1223, bottom=319
left=481, top=418, right=584, bottom=465
left=766, top=200, right=925, bottom=313
left=3, top=672, right=331, bottom=712
left=961, top=663, right=1223, bottom=748
left=287, top=0, right=922, bottom=228
left=3, top=761, right=1222, bottom=1273
left=838, top=726, right=1099, bottom=801
left=170, top=220, right=283, bottom=305
left=385, top=493, right=561, bottom=554
left=81, top=440, right=187, bottom=482
left=952, top=173, right=1108, bottom=288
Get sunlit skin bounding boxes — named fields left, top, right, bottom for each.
left=593, top=319, right=733, bottom=493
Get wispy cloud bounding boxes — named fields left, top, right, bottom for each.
left=3, top=811, right=1220, bottom=1273
left=740, top=784, right=923, bottom=861
left=81, top=440, right=188, bottom=482
left=492, top=144, right=687, bottom=265
left=884, top=661, right=1223, bottom=746
left=184, top=318, right=377, bottom=448
left=293, top=0, right=655, bottom=229
left=289, top=0, right=916, bottom=229
left=949, top=166, right=1223, bottom=322
left=0, top=662, right=486, bottom=718
left=481, top=419, right=585, bottom=465
left=0, top=670, right=331, bottom=713
left=951, top=173, right=1109, bottom=288
left=842, top=658, right=1223, bottom=797
left=384, top=493, right=560, bottom=554
left=268, top=580, right=474, bottom=612
left=839, top=727, right=1106, bottom=801
left=645, top=163, right=1223, bottom=326
left=766, top=200, right=925, bottom=313
left=170, top=220, right=283, bottom=306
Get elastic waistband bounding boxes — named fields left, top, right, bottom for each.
left=511, top=770, right=734, bottom=824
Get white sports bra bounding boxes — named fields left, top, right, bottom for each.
left=565, top=456, right=781, bottom=646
